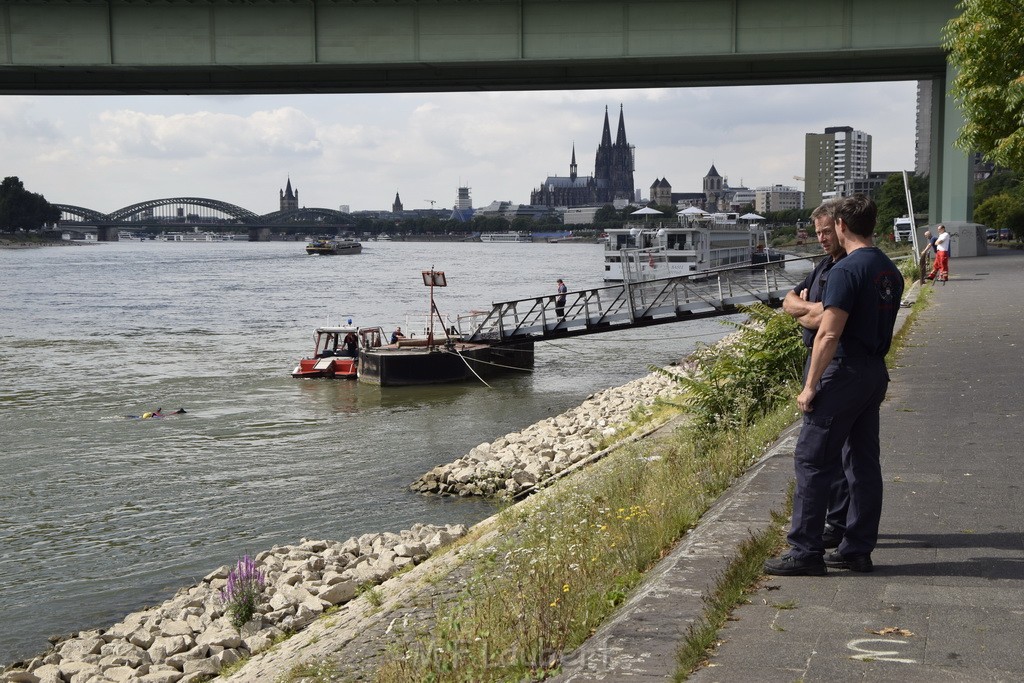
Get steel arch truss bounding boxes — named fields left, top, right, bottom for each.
left=260, top=208, right=352, bottom=225
left=109, top=197, right=260, bottom=223
left=54, top=204, right=111, bottom=223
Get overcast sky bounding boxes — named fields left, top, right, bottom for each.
left=3, top=80, right=918, bottom=215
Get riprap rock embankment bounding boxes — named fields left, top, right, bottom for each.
left=2, top=523, right=465, bottom=683
left=410, top=366, right=688, bottom=498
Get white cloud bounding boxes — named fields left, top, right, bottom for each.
left=3, top=82, right=919, bottom=214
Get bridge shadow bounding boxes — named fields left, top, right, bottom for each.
left=874, top=531, right=1024, bottom=580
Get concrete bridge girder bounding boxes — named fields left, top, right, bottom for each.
left=3, top=0, right=972, bottom=222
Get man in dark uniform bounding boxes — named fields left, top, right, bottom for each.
left=783, top=199, right=848, bottom=550
left=765, top=194, right=904, bottom=576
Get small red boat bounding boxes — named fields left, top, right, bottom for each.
left=291, top=324, right=385, bottom=379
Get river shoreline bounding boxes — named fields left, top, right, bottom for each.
left=1, top=354, right=697, bottom=681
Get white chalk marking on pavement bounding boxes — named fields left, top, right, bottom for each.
left=846, top=638, right=917, bottom=664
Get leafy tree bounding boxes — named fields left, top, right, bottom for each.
left=974, top=192, right=1019, bottom=228
left=943, top=1, right=1024, bottom=172
left=874, top=172, right=929, bottom=234
left=974, top=169, right=1020, bottom=206
left=0, top=176, right=61, bottom=230
left=1005, top=206, right=1024, bottom=240
left=593, top=204, right=619, bottom=223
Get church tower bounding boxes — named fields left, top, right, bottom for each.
left=703, top=164, right=724, bottom=208
left=610, top=105, right=635, bottom=202
left=570, top=144, right=578, bottom=181
left=392, top=192, right=403, bottom=213
left=280, top=177, right=298, bottom=211
left=594, top=105, right=635, bottom=203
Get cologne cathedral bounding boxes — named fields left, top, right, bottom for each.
left=531, top=105, right=636, bottom=208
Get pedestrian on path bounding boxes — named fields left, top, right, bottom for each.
left=765, top=194, right=904, bottom=576
left=555, top=278, right=567, bottom=318
left=782, top=199, right=849, bottom=549
left=920, top=229, right=936, bottom=268
left=926, top=224, right=950, bottom=282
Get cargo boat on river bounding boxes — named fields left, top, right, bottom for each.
left=305, top=238, right=362, bottom=255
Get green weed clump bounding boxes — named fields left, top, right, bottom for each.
left=653, top=303, right=804, bottom=436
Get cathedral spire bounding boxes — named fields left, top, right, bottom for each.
left=600, top=106, right=612, bottom=148
left=570, top=143, right=578, bottom=181
left=615, top=104, right=628, bottom=147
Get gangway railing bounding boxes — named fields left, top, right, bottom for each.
left=461, top=257, right=815, bottom=344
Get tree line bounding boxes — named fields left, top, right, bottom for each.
left=0, top=177, right=60, bottom=231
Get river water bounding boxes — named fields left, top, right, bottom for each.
left=0, top=239, right=746, bottom=664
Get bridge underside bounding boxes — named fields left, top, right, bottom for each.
left=1, top=0, right=969, bottom=221
left=2, top=50, right=945, bottom=96
left=1, top=0, right=954, bottom=95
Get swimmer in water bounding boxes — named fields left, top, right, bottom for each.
left=126, top=408, right=187, bottom=419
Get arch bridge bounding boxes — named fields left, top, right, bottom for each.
left=54, top=198, right=355, bottom=239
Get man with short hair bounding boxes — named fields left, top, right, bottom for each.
left=783, top=199, right=848, bottom=549
left=765, top=195, right=904, bottom=576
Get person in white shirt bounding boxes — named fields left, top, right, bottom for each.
left=926, top=224, right=950, bottom=282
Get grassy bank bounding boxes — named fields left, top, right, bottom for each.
left=363, top=305, right=805, bottom=682
left=272, top=285, right=926, bottom=683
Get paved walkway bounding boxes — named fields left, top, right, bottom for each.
left=556, top=249, right=1024, bottom=682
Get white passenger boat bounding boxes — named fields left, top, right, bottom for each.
left=603, top=212, right=776, bottom=281
left=479, top=232, right=532, bottom=243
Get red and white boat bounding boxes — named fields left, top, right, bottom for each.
left=291, top=324, right=386, bottom=379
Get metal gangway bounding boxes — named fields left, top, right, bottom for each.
left=461, top=257, right=815, bottom=344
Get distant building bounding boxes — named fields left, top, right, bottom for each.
left=804, top=126, right=872, bottom=206
left=392, top=192, right=403, bottom=213
left=532, top=105, right=636, bottom=208
left=755, top=185, right=804, bottom=213
left=563, top=206, right=602, bottom=225
left=450, top=186, right=475, bottom=222
left=915, top=80, right=933, bottom=177
left=339, top=204, right=350, bottom=214
left=280, top=178, right=299, bottom=211
left=729, top=187, right=756, bottom=211
left=834, top=171, right=896, bottom=200
left=647, top=178, right=702, bottom=209
left=476, top=201, right=558, bottom=221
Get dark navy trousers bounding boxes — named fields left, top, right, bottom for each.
left=788, top=355, right=889, bottom=560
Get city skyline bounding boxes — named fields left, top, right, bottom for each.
left=3, top=81, right=918, bottom=214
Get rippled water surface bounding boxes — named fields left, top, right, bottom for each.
left=0, top=240, right=743, bottom=663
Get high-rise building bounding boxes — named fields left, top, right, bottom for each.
left=456, top=186, right=472, bottom=210
left=915, top=80, right=933, bottom=177
left=804, top=126, right=872, bottom=207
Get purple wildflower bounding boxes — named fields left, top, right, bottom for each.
left=220, top=554, right=266, bottom=628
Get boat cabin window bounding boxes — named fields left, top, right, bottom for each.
left=667, top=234, right=687, bottom=250
left=318, top=332, right=340, bottom=358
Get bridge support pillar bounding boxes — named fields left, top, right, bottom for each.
left=248, top=227, right=271, bottom=242
left=97, top=226, right=119, bottom=241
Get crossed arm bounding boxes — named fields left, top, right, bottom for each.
left=783, top=289, right=826, bottom=331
